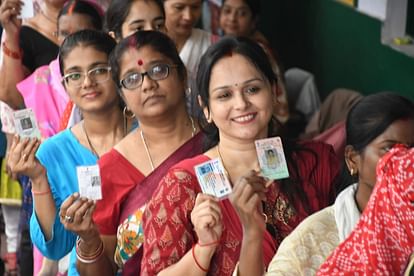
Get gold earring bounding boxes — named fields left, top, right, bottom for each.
left=123, top=106, right=135, bottom=119
left=350, top=168, right=357, bottom=176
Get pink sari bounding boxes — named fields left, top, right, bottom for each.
left=17, top=58, right=69, bottom=138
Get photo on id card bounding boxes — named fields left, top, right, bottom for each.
left=13, top=108, right=41, bottom=139
left=194, top=158, right=232, bottom=199
left=255, top=137, right=289, bottom=180
left=76, top=165, right=102, bottom=200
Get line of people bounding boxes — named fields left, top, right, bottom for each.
left=0, top=0, right=413, bottom=275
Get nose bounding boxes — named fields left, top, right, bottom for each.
left=229, top=10, right=237, bottom=21
left=233, top=92, right=250, bottom=110
left=81, top=73, right=95, bottom=88
left=182, top=7, right=193, bottom=22
left=140, top=73, right=158, bottom=93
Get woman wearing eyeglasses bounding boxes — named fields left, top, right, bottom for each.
left=58, top=30, right=203, bottom=276
left=7, top=30, right=129, bottom=276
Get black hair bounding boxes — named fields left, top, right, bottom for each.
left=109, top=30, right=186, bottom=91
left=338, top=92, right=414, bottom=192
left=58, top=0, right=103, bottom=31
left=104, top=0, right=165, bottom=40
left=222, top=0, right=260, bottom=19
left=196, top=36, right=278, bottom=150
left=196, top=36, right=320, bottom=215
left=58, top=30, right=117, bottom=75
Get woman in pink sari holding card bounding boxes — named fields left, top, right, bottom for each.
left=140, top=36, right=340, bottom=275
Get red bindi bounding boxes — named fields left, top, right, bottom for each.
left=137, top=59, right=144, bottom=66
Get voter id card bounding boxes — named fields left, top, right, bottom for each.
left=194, top=158, right=232, bottom=199
left=255, top=137, right=289, bottom=180
left=76, top=165, right=102, bottom=200
left=13, top=108, right=41, bottom=139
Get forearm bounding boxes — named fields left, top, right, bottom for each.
left=238, top=234, right=264, bottom=276
left=158, top=244, right=216, bottom=276
left=0, top=35, right=26, bottom=109
left=76, top=235, right=117, bottom=276
left=32, top=174, right=56, bottom=241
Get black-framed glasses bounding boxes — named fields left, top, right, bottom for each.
left=62, top=66, right=112, bottom=88
left=119, top=63, right=178, bottom=90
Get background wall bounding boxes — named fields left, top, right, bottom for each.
left=259, top=0, right=414, bottom=100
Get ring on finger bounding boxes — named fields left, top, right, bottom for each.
left=22, top=153, right=27, bottom=160
left=64, top=215, right=73, bottom=223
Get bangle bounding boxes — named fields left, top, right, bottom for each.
left=2, top=42, right=22, bottom=59
left=198, top=239, right=221, bottom=247
left=76, top=237, right=104, bottom=264
left=31, top=188, right=51, bottom=196
left=191, top=243, right=209, bottom=272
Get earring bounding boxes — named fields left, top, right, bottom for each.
left=350, top=168, right=357, bottom=176
left=123, top=106, right=135, bottom=119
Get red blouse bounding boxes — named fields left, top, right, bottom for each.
left=141, top=141, right=339, bottom=276
left=94, top=149, right=145, bottom=235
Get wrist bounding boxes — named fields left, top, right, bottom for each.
left=2, top=41, right=22, bottom=60
left=31, top=171, right=48, bottom=187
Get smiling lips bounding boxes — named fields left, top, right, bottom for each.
left=82, top=91, right=100, bottom=99
left=231, top=113, right=256, bottom=124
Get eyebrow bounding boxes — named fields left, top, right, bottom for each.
left=211, top=78, right=262, bottom=93
left=65, top=61, right=108, bottom=72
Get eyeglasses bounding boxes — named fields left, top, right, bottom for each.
left=62, top=66, right=112, bottom=88
left=119, top=63, right=178, bottom=90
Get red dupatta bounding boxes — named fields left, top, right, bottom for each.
left=318, top=145, right=414, bottom=275
left=120, top=132, right=204, bottom=275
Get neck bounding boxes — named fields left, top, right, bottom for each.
left=217, top=137, right=260, bottom=179
left=41, top=2, right=60, bottom=21
left=167, top=30, right=191, bottom=52
left=355, top=182, right=373, bottom=212
left=82, top=105, right=124, bottom=136
left=139, top=104, right=194, bottom=143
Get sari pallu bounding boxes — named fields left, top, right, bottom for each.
left=17, top=58, right=69, bottom=138
left=115, top=132, right=204, bottom=275
left=318, top=145, right=414, bottom=275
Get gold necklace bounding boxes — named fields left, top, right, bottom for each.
left=140, top=117, right=196, bottom=171
left=82, top=117, right=127, bottom=158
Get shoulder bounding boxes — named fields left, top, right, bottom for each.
left=38, top=130, right=72, bottom=152
left=268, top=206, right=339, bottom=274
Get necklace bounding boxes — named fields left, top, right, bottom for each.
left=82, top=121, right=99, bottom=157
left=140, top=117, right=196, bottom=171
left=82, top=116, right=128, bottom=158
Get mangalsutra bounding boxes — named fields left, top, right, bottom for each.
left=140, top=117, right=196, bottom=171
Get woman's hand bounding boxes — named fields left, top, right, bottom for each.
left=7, top=135, right=45, bottom=181
left=191, top=193, right=222, bottom=246
left=230, top=170, right=268, bottom=238
left=60, top=193, right=100, bottom=241
left=0, top=0, right=23, bottom=38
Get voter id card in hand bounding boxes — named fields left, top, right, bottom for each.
left=18, top=0, right=34, bottom=19
left=194, top=158, right=232, bottom=199
left=13, top=108, right=41, bottom=139
left=255, top=137, right=289, bottom=180
left=77, top=165, right=102, bottom=200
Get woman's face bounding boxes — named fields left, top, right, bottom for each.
left=121, top=0, right=166, bottom=38
left=62, top=46, right=119, bottom=113
left=118, top=45, right=185, bottom=120
left=205, top=54, right=274, bottom=143
left=163, top=0, right=202, bottom=38
left=220, top=0, right=255, bottom=37
left=57, top=14, right=96, bottom=45
left=351, top=119, right=414, bottom=189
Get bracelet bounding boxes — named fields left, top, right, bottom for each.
left=31, top=188, right=51, bottom=196
left=198, top=239, right=221, bottom=247
left=76, top=237, right=104, bottom=264
left=191, top=243, right=209, bottom=272
left=2, top=42, right=22, bottom=59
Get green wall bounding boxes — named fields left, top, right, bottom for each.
left=259, top=0, right=414, bottom=100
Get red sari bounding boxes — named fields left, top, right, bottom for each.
left=318, top=145, right=414, bottom=275
left=141, top=141, right=339, bottom=276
